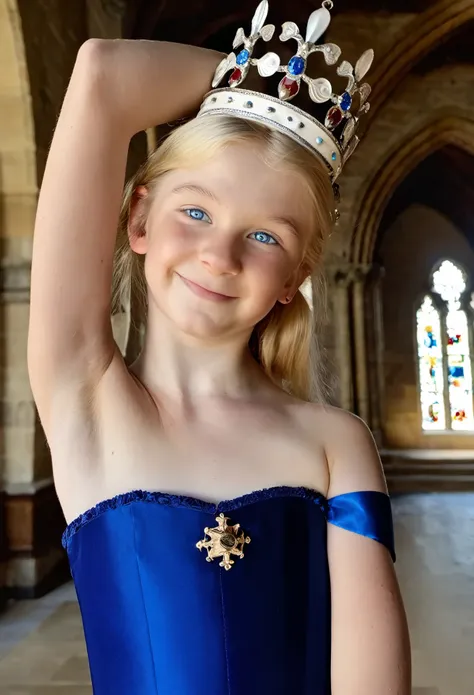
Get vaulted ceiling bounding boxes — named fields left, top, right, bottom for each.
left=376, top=146, right=474, bottom=259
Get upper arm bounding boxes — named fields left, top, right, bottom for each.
left=28, top=40, right=129, bottom=430
left=324, top=410, right=411, bottom=694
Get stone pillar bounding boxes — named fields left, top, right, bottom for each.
left=328, top=267, right=354, bottom=411
left=0, top=0, right=40, bottom=607
left=364, top=264, right=386, bottom=445
left=352, top=265, right=372, bottom=424
left=0, top=0, right=91, bottom=603
left=0, top=487, right=5, bottom=611
left=1, top=249, right=71, bottom=599
left=1, top=246, right=71, bottom=600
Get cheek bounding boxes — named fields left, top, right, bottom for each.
left=146, top=219, right=196, bottom=269
left=244, top=247, right=294, bottom=292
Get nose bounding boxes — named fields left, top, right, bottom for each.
left=199, top=235, right=242, bottom=276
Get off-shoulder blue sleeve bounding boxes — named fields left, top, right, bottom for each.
left=327, top=491, right=396, bottom=561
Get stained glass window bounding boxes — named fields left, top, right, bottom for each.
left=417, top=296, right=445, bottom=430
left=446, top=308, right=473, bottom=429
left=417, top=260, right=474, bottom=432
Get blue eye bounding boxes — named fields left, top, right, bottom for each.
left=183, top=208, right=211, bottom=223
left=250, top=231, right=278, bottom=245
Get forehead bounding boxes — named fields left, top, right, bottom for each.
left=160, top=143, right=313, bottom=226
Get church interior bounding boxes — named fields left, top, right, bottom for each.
left=0, top=0, right=473, bottom=693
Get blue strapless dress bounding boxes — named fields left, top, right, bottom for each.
left=62, top=486, right=395, bottom=695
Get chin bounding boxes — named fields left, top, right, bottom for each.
left=167, top=300, right=273, bottom=344
left=153, top=294, right=238, bottom=339
left=148, top=279, right=276, bottom=342
left=174, top=311, right=235, bottom=340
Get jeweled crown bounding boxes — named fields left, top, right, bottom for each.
left=197, top=0, right=374, bottom=184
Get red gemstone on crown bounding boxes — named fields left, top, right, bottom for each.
left=229, top=68, right=242, bottom=87
left=278, top=76, right=300, bottom=100
left=325, top=106, right=343, bottom=129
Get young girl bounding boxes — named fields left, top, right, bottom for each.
left=28, top=2, right=410, bottom=693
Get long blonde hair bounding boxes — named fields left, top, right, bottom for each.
left=112, top=115, right=335, bottom=401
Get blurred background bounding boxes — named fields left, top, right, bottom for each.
left=0, top=1, right=473, bottom=693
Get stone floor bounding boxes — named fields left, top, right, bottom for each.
left=0, top=492, right=473, bottom=694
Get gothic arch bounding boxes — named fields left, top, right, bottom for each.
left=351, top=115, right=474, bottom=265
left=368, top=0, right=474, bottom=123
left=0, top=0, right=36, bottom=198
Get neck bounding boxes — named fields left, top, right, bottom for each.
left=130, top=308, right=264, bottom=403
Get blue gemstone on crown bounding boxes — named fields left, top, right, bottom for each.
left=202, top=2, right=376, bottom=183
left=236, top=49, right=250, bottom=66
left=288, top=56, right=305, bottom=76
left=340, top=92, right=352, bottom=111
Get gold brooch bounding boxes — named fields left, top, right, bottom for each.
left=196, top=513, right=251, bottom=570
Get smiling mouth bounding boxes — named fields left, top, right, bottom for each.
left=177, top=274, right=237, bottom=302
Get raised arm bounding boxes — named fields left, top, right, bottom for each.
left=325, top=409, right=411, bottom=694
left=28, top=40, right=222, bottom=434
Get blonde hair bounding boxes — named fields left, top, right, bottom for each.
left=112, top=115, right=335, bottom=401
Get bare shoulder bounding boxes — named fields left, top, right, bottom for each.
left=293, top=402, right=388, bottom=498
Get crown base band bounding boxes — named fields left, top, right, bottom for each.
left=198, top=89, right=343, bottom=181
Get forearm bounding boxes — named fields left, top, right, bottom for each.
left=79, top=39, right=224, bottom=137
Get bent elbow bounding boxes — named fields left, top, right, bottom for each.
left=74, top=39, right=115, bottom=89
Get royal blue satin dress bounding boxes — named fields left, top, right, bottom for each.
left=62, top=486, right=395, bottom=694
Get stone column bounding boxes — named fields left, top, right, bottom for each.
left=1, top=251, right=70, bottom=599
left=0, top=0, right=42, bottom=606
left=365, top=264, right=386, bottom=445
left=352, top=265, right=372, bottom=424
left=0, top=0, right=91, bottom=603
left=326, top=266, right=354, bottom=411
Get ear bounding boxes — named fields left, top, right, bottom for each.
left=277, top=263, right=310, bottom=305
left=128, top=185, right=150, bottom=255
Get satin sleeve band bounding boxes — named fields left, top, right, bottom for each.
left=327, top=491, right=396, bottom=562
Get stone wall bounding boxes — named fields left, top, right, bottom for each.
left=381, top=205, right=474, bottom=449
left=343, top=65, right=474, bottom=261
left=321, top=4, right=474, bottom=460
left=0, top=0, right=38, bottom=607
left=1, top=0, right=91, bottom=601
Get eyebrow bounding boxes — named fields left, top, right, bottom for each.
left=171, top=184, right=220, bottom=203
left=268, top=215, right=300, bottom=237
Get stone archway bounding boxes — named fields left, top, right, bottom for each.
left=0, top=0, right=37, bottom=222
left=367, top=0, right=474, bottom=124
left=347, top=115, right=474, bottom=489
left=352, top=116, right=474, bottom=265
left=344, top=115, right=474, bottom=432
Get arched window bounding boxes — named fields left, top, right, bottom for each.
left=416, top=260, right=474, bottom=431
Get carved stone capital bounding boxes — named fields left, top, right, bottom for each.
left=326, top=263, right=372, bottom=288
left=352, top=264, right=372, bottom=284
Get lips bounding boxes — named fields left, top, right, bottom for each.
left=177, top=274, right=236, bottom=302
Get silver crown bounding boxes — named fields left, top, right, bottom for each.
left=197, top=0, right=374, bottom=182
